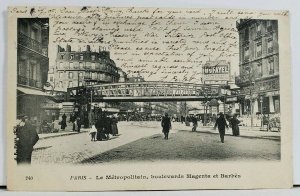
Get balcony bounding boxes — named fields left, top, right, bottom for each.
left=235, top=75, right=252, bottom=86
left=18, top=75, right=43, bottom=89
left=18, top=32, right=47, bottom=56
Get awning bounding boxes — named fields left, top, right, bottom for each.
left=17, top=86, right=53, bottom=97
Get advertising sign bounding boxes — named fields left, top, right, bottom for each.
left=203, top=60, right=230, bottom=83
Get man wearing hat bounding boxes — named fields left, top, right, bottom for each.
left=16, top=116, right=39, bottom=164
left=214, top=112, right=228, bottom=143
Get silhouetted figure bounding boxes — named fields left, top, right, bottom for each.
left=111, top=116, right=118, bottom=136
left=161, top=113, right=172, bottom=140
left=230, top=114, right=240, bottom=136
left=214, top=113, right=228, bottom=143
left=95, top=114, right=105, bottom=141
left=16, top=116, right=39, bottom=164
left=191, top=116, right=198, bottom=132
left=60, top=113, right=67, bottom=130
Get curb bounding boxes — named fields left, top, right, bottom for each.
left=39, top=130, right=88, bottom=140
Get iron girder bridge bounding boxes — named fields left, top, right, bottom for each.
left=66, top=81, right=221, bottom=102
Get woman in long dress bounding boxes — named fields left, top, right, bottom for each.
left=111, top=116, right=118, bottom=136
left=60, top=113, right=67, bottom=130
left=230, top=114, right=240, bottom=136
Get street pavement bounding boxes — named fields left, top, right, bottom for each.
left=31, top=121, right=280, bottom=165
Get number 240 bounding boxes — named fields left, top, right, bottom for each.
left=25, top=176, right=33, bottom=180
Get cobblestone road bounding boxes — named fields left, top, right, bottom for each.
left=31, top=122, right=280, bottom=165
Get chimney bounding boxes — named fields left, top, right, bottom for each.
left=86, top=45, right=91, bottom=52
left=66, top=44, right=71, bottom=52
left=57, top=45, right=61, bottom=53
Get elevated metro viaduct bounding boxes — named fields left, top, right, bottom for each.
left=65, top=81, right=224, bottom=103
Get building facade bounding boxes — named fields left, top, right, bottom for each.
left=236, top=19, right=280, bottom=115
left=48, top=45, right=120, bottom=92
left=17, top=18, right=49, bottom=120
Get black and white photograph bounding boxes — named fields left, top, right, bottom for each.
left=7, top=7, right=292, bottom=191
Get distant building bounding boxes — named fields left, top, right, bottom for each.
left=48, top=45, right=120, bottom=92
left=236, top=19, right=280, bottom=114
left=118, top=67, right=128, bottom=83
left=127, top=74, right=145, bottom=82
left=17, top=18, right=50, bottom=120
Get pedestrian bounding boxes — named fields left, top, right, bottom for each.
left=105, top=115, right=112, bottom=139
left=95, top=114, right=105, bottom=141
left=230, top=114, right=240, bottom=136
left=76, top=117, right=81, bottom=132
left=191, top=116, right=198, bottom=132
left=102, top=113, right=111, bottom=140
left=60, top=113, right=67, bottom=130
left=111, top=116, right=118, bottom=136
left=161, top=113, right=172, bottom=140
left=214, top=113, right=229, bottom=143
left=15, top=116, right=39, bottom=164
left=89, top=125, right=97, bottom=141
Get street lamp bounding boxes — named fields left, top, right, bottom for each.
left=260, top=96, right=263, bottom=127
left=249, top=81, right=256, bottom=128
left=203, top=89, right=208, bottom=126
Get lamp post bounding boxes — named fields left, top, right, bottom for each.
left=249, top=81, right=256, bottom=128
left=203, top=90, right=208, bottom=126
left=260, top=96, right=263, bottom=127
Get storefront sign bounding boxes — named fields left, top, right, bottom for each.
left=203, top=60, right=230, bottom=83
left=265, top=91, right=280, bottom=96
left=203, top=65, right=229, bottom=74
left=226, top=97, right=237, bottom=102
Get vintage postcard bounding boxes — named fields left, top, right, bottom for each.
left=7, top=6, right=292, bottom=191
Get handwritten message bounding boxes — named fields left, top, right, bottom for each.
left=10, top=7, right=288, bottom=83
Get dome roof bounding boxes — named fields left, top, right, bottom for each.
left=208, top=98, right=219, bottom=106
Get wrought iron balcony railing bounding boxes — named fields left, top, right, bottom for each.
left=18, top=32, right=48, bottom=56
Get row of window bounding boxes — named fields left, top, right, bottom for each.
left=243, top=21, right=274, bottom=42
left=56, top=71, right=117, bottom=81
left=56, top=61, right=117, bottom=73
left=60, top=53, right=110, bottom=62
left=242, top=57, right=276, bottom=79
left=18, top=20, right=41, bottom=42
left=243, top=38, right=275, bottom=61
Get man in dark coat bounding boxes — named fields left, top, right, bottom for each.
left=161, top=113, right=172, bottom=140
left=16, top=116, right=39, bottom=164
left=61, top=113, right=67, bottom=130
left=191, top=116, right=198, bottom=132
left=104, top=114, right=112, bottom=140
left=214, top=113, right=228, bottom=143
